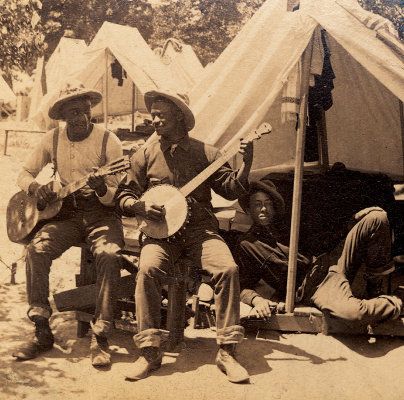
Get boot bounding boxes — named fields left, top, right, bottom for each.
left=90, top=333, right=111, bottom=367
left=125, top=346, right=162, bottom=381
left=12, top=316, right=54, bottom=360
left=216, top=344, right=249, bottom=383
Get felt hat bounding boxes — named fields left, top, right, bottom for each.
left=48, top=81, right=102, bottom=120
left=239, top=179, right=285, bottom=216
left=144, top=89, right=195, bottom=131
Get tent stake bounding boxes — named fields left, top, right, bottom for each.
left=285, top=39, right=314, bottom=313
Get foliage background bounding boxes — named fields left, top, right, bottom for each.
left=0, top=0, right=402, bottom=87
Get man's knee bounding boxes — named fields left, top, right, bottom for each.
left=335, top=300, right=367, bottom=322
left=93, top=243, right=121, bottom=261
left=361, top=209, right=389, bottom=228
left=214, top=262, right=239, bottom=280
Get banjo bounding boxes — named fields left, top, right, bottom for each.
left=137, top=122, right=272, bottom=240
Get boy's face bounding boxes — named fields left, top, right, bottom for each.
left=248, top=191, right=275, bottom=226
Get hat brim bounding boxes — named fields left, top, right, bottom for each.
left=239, top=180, right=285, bottom=216
left=48, top=90, right=102, bottom=120
left=144, top=89, right=195, bottom=131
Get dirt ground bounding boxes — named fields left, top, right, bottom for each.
left=1, top=138, right=404, bottom=400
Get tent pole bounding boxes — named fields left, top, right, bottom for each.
left=400, top=100, right=404, bottom=178
left=103, top=49, right=109, bottom=129
left=131, top=82, right=135, bottom=132
left=285, top=39, right=314, bottom=314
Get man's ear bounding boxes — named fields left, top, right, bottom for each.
left=176, top=110, right=184, bottom=122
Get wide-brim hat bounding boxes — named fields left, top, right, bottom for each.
left=48, top=81, right=102, bottom=120
left=239, top=179, right=285, bottom=216
left=144, top=89, right=195, bottom=131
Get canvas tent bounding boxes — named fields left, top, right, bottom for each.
left=29, top=37, right=88, bottom=128
left=190, top=0, right=404, bottom=180
left=188, top=0, right=404, bottom=312
left=155, top=38, right=204, bottom=90
left=32, top=22, right=185, bottom=129
left=0, top=73, right=16, bottom=113
left=74, top=22, right=186, bottom=119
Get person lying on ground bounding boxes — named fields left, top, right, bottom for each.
left=235, top=179, right=403, bottom=323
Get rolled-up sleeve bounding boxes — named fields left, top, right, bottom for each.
left=115, top=147, right=148, bottom=214
left=235, top=240, right=263, bottom=306
left=96, top=133, right=124, bottom=206
left=209, top=149, right=249, bottom=200
left=17, top=131, right=53, bottom=193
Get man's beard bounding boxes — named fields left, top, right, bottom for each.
left=67, top=115, right=90, bottom=136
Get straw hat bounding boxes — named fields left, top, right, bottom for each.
left=48, top=81, right=102, bottom=120
left=144, top=89, right=195, bottom=131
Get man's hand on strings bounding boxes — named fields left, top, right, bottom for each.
left=87, top=168, right=107, bottom=197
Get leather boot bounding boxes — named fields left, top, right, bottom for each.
left=216, top=344, right=249, bottom=383
left=12, top=316, right=54, bottom=360
left=125, top=346, right=162, bottom=381
left=90, top=333, right=111, bottom=367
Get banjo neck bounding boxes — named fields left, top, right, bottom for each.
left=179, top=140, right=241, bottom=198
left=179, top=122, right=272, bottom=198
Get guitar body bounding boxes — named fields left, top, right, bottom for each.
left=7, top=182, right=63, bottom=243
left=136, top=184, right=189, bottom=240
left=6, top=156, right=130, bottom=244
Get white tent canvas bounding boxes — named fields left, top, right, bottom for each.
left=75, top=22, right=186, bottom=117
left=190, top=0, right=404, bottom=180
left=0, top=73, right=16, bottom=106
left=46, top=37, right=88, bottom=95
left=157, top=38, right=204, bottom=90
left=29, top=38, right=87, bottom=127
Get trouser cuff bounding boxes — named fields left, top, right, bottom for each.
left=27, top=306, right=52, bottom=321
left=216, top=325, right=245, bottom=345
left=91, top=319, right=112, bottom=336
left=133, top=328, right=162, bottom=348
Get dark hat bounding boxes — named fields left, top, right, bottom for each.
left=48, top=80, right=102, bottom=120
left=239, top=179, right=285, bottom=216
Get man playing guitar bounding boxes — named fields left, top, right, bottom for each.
left=116, top=89, right=255, bottom=383
left=12, top=81, right=124, bottom=368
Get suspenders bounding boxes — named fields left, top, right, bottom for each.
left=51, top=127, right=110, bottom=176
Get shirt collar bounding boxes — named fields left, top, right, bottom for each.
left=160, top=135, right=190, bottom=153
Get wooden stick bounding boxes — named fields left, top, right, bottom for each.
left=131, top=82, right=135, bottom=132
left=285, top=39, right=314, bottom=313
left=103, top=49, right=109, bottom=129
left=4, top=130, right=8, bottom=155
left=399, top=100, right=404, bottom=178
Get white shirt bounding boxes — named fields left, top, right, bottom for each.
left=17, top=124, right=123, bottom=206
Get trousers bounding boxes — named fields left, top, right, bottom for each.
left=308, top=210, right=402, bottom=323
left=133, top=219, right=244, bottom=348
left=25, top=205, right=124, bottom=335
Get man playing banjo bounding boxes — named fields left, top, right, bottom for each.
left=116, top=89, right=255, bottom=383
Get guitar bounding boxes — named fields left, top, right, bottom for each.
left=137, top=122, right=272, bottom=240
left=7, top=155, right=130, bottom=244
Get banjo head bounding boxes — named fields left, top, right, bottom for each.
left=137, top=184, right=189, bottom=239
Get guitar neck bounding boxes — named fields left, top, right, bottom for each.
left=58, top=175, right=90, bottom=199
left=180, top=140, right=241, bottom=197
